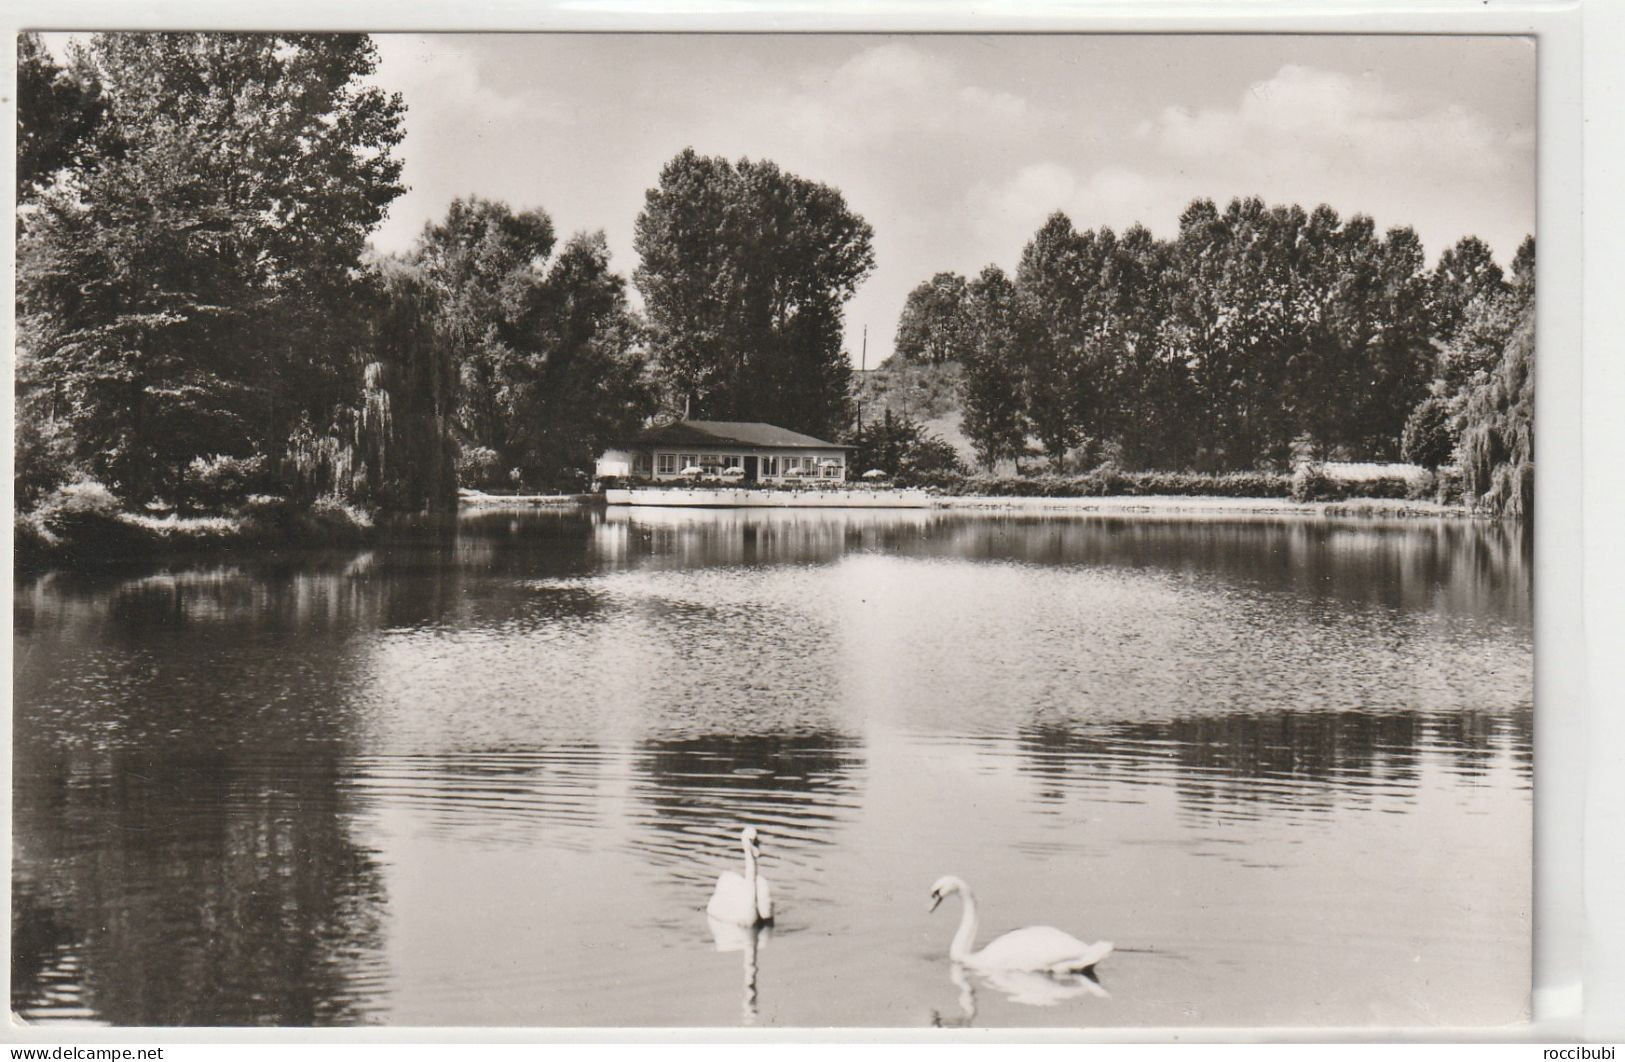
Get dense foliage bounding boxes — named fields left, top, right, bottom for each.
left=13, top=33, right=1536, bottom=541
left=15, top=33, right=102, bottom=199
left=398, top=198, right=650, bottom=493
left=634, top=149, right=874, bottom=439
left=1457, top=306, right=1534, bottom=518
left=1427, top=236, right=1535, bottom=516
left=892, top=272, right=974, bottom=366
left=15, top=34, right=655, bottom=533
left=922, top=199, right=1444, bottom=472
left=844, top=411, right=966, bottom=481
left=877, top=197, right=1531, bottom=513
left=16, top=33, right=407, bottom=511
left=958, top=266, right=1028, bottom=471
left=903, top=469, right=1295, bottom=498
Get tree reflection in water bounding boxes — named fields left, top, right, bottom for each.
left=13, top=564, right=394, bottom=1025
left=1015, top=707, right=1532, bottom=819
left=628, top=733, right=866, bottom=893
left=11, top=507, right=1532, bottom=1027
left=12, top=751, right=387, bottom=1025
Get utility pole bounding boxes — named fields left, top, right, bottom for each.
left=856, top=325, right=867, bottom=433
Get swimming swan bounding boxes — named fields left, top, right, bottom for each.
left=708, top=826, right=773, bottom=925
left=928, top=875, right=1111, bottom=973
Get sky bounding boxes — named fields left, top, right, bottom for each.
left=364, top=35, right=1536, bottom=366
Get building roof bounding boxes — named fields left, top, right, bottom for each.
left=625, top=420, right=849, bottom=450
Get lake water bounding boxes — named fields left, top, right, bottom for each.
left=11, top=506, right=1533, bottom=1028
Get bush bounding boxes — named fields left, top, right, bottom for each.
left=847, top=409, right=966, bottom=483
left=1290, top=463, right=1335, bottom=502
left=1434, top=466, right=1467, bottom=506
left=1291, top=463, right=1417, bottom=502
left=1401, top=394, right=1457, bottom=470
left=907, top=469, right=1296, bottom=499
left=185, top=454, right=273, bottom=510
left=456, top=445, right=503, bottom=491
left=311, top=495, right=372, bottom=525
left=18, top=477, right=145, bottom=562
left=14, top=412, right=79, bottom=510
left=1405, top=470, right=1439, bottom=501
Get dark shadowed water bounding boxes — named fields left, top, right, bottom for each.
left=11, top=507, right=1532, bottom=1028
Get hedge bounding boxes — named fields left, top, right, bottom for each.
left=897, top=469, right=1296, bottom=499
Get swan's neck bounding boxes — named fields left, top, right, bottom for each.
left=950, top=888, right=979, bottom=962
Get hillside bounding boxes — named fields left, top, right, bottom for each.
left=854, top=360, right=978, bottom=462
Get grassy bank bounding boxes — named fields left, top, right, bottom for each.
left=14, top=481, right=375, bottom=570
left=910, top=464, right=1477, bottom=518
left=899, top=463, right=1469, bottom=504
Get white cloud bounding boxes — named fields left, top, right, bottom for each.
left=1147, top=64, right=1526, bottom=172
left=371, top=36, right=576, bottom=128
left=766, top=41, right=1036, bottom=148
left=966, top=63, right=1535, bottom=265
left=367, top=36, right=581, bottom=254
left=967, top=162, right=1190, bottom=256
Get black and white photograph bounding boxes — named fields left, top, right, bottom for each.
left=11, top=29, right=1543, bottom=1031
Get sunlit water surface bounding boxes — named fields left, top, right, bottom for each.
left=12, top=507, right=1532, bottom=1027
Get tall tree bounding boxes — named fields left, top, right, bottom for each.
left=958, top=265, right=1027, bottom=471
left=1014, top=212, right=1090, bottom=469
left=893, top=272, right=974, bottom=366
left=357, top=267, right=460, bottom=511
left=16, top=33, right=104, bottom=201
left=634, top=149, right=875, bottom=437
left=16, top=33, right=406, bottom=505
left=512, top=232, right=651, bottom=486
left=1430, top=235, right=1507, bottom=343
left=404, top=199, right=650, bottom=490
left=411, top=196, right=557, bottom=475
left=1101, top=223, right=1186, bottom=469
left=1351, top=225, right=1437, bottom=459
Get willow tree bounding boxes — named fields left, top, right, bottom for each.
left=1453, top=236, right=1535, bottom=518
left=1458, top=307, right=1534, bottom=518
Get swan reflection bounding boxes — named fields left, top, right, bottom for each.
left=707, top=916, right=770, bottom=1024
left=931, top=962, right=1110, bottom=1026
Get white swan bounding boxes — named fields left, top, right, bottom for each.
left=928, top=875, right=1111, bottom=973
left=707, top=826, right=773, bottom=925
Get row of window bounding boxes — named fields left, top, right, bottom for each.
left=643, top=452, right=846, bottom=478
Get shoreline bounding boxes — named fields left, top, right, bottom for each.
left=458, top=489, right=594, bottom=508
left=14, top=491, right=1484, bottom=572
left=929, top=494, right=1478, bottom=518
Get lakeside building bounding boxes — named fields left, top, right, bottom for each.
left=595, top=420, right=850, bottom=485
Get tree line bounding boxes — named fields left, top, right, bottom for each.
left=896, top=201, right=1533, bottom=512
left=15, top=32, right=1531, bottom=523
left=16, top=34, right=871, bottom=520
